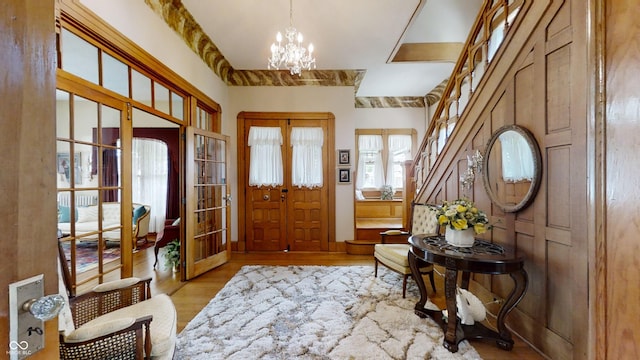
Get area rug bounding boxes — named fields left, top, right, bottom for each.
left=175, top=265, right=482, bottom=360
left=61, top=240, right=154, bottom=273
left=61, top=242, right=121, bottom=273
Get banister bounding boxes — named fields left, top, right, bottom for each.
left=411, top=0, right=525, bottom=201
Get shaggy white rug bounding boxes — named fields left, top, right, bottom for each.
left=175, top=265, right=482, bottom=360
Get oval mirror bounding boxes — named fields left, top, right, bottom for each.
left=482, top=125, right=541, bottom=212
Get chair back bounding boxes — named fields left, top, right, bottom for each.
left=410, top=203, right=440, bottom=235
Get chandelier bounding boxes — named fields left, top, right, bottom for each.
left=268, top=0, right=316, bottom=76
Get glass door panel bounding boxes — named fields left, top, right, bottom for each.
left=185, top=127, right=230, bottom=279
left=56, top=86, right=128, bottom=295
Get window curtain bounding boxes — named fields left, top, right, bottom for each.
left=248, top=127, right=283, bottom=187
left=102, top=149, right=120, bottom=202
left=291, top=127, right=323, bottom=188
left=499, top=131, right=534, bottom=182
left=132, top=138, right=168, bottom=233
left=356, top=134, right=384, bottom=189
left=386, top=134, right=412, bottom=189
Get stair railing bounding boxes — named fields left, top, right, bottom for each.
left=412, top=0, right=525, bottom=199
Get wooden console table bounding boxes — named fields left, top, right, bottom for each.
left=408, top=234, right=528, bottom=352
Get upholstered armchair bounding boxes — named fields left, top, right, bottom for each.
left=374, top=202, right=440, bottom=298
left=132, top=203, right=151, bottom=249
left=58, top=241, right=176, bottom=359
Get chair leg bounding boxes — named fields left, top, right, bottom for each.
left=428, top=270, right=436, bottom=293
left=153, top=245, right=160, bottom=269
left=374, top=258, right=378, bottom=278
left=402, top=274, right=408, bottom=298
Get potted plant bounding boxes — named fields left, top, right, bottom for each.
left=380, top=185, right=395, bottom=200
left=164, top=239, right=181, bottom=272
left=436, top=198, right=490, bottom=247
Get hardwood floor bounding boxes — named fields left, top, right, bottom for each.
left=131, top=247, right=546, bottom=360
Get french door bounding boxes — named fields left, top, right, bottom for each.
left=237, top=112, right=335, bottom=252
left=184, top=127, right=231, bottom=279
left=56, top=76, right=132, bottom=293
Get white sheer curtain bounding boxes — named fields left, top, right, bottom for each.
left=248, top=127, right=284, bottom=187
left=132, top=138, right=168, bottom=233
left=499, top=131, right=534, bottom=182
left=386, top=134, right=412, bottom=189
left=356, top=134, right=384, bottom=190
left=291, top=127, right=323, bottom=188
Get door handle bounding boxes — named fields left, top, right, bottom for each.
left=263, top=194, right=270, bottom=201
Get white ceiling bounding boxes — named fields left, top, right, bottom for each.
left=181, top=0, right=482, bottom=97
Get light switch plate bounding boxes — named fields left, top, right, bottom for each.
left=9, top=274, right=45, bottom=360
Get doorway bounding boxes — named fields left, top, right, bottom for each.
left=237, top=112, right=336, bottom=252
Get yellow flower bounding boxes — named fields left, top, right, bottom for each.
left=456, top=205, right=467, bottom=213
left=470, top=207, right=478, bottom=214
left=474, top=223, right=486, bottom=234
left=438, top=214, right=449, bottom=225
left=452, top=218, right=468, bottom=230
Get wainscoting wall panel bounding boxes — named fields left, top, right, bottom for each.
left=415, top=1, right=588, bottom=358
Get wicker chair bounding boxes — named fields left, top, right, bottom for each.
left=374, top=202, right=439, bottom=298
left=57, top=241, right=176, bottom=359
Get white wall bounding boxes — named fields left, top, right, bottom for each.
left=78, top=0, right=427, bottom=245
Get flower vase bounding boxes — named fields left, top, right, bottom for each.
left=445, top=227, right=476, bottom=247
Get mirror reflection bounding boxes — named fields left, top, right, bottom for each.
left=483, top=125, right=541, bottom=212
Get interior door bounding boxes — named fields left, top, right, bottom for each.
left=241, top=114, right=331, bottom=252
left=185, top=126, right=231, bottom=279
left=56, top=77, right=134, bottom=292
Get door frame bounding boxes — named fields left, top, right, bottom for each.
left=237, top=112, right=336, bottom=252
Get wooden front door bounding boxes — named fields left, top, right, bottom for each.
left=237, top=112, right=335, bottom=252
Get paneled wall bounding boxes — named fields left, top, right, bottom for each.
left=416, top=1, right=588, bottom=358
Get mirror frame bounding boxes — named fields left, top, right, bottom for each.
left=482, top=124, right=542, bottom=212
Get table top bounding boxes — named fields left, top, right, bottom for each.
left=409, top=234, right=524, bottom=274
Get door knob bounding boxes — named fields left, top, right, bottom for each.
left=263, top=194, right=270, bottom=201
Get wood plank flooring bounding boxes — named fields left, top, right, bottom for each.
left=130, top=247, right=547, bottom=360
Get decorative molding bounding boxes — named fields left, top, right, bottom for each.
left=425, top=78, right=449, bottom=107
left=355, top=96, right=425, bottom=108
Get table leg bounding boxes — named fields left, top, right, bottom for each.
left=408, top=249, right=429, bottom=318
left=460, top=271, right=471, bottom=290
left=443, top=266, right=459, bottom=352
left=495, top=268, right=529, bottom=350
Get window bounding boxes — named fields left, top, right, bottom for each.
left=60, top=27, right=187, bottom=122
left=248, top=127, right=284, bottom=187
left=355, top=129, right=416, bottom=197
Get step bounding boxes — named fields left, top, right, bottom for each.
left=345, top=239, right=378, bottom=255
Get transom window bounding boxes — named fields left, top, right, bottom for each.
left=60, top=27, right=185, bottom=122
